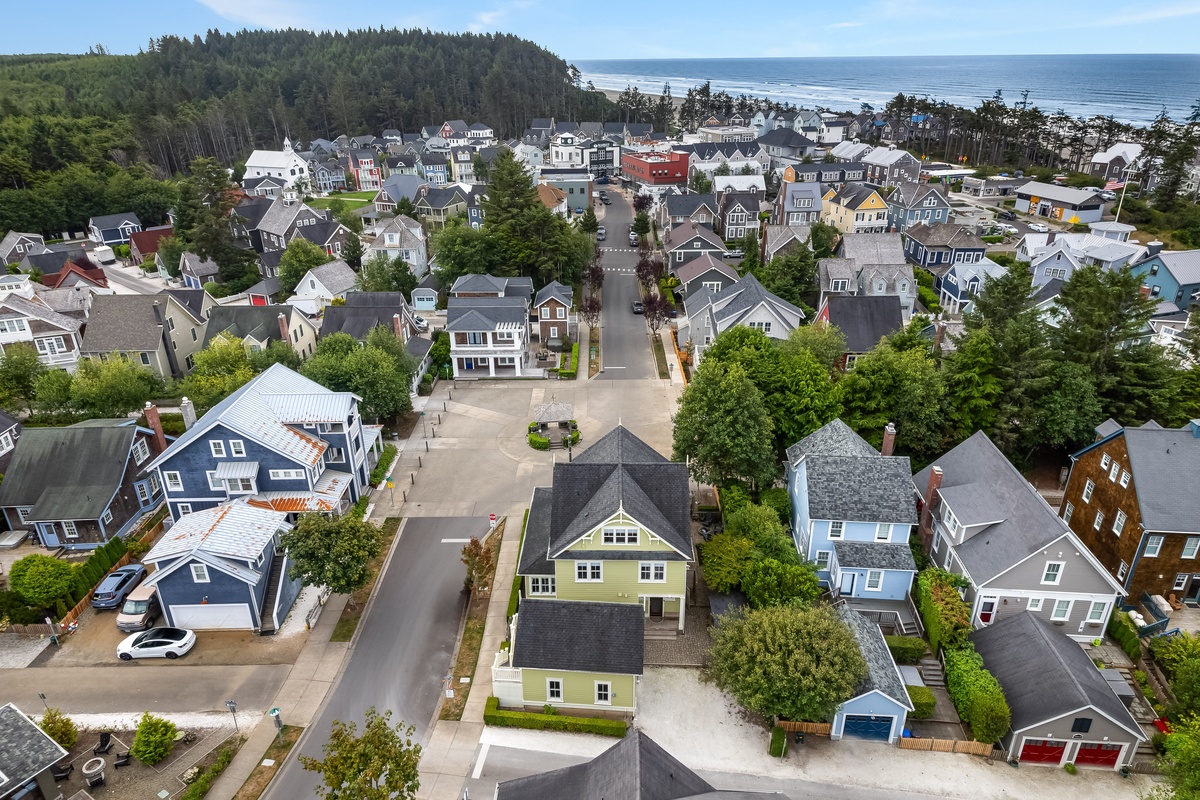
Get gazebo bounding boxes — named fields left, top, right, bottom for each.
left=529, top=401, right=577, bottom=447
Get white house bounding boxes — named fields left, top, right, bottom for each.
left=244, top=141, right=311, bottom=192
left=681, top=273, right=806, bottom=363
left=366, top=215, right=428, bottom=275
left=286, top=260, right=357, bottom=316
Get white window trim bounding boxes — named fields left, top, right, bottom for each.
left=206, top=470, right=221, bottom=491
left=1082, top=479, right=1095, bottom=503
left=1117, top=561, right=1129, bottom=581
left=602, top=526, right=640, bottom=546
left=62, top=520, right=78, bottom=538
left=865, top=570, right=884, bottom=591
left=639, top=562, right=667, bottom=583
left=575, top=561, right=602, bottom=582
left=1050, top=599, right=1072, bottom=620
left=1109, top=463, right=1120, bottom=482
left=1112, top=510, right=1127, bottom=536
left=132, top=438, right=151, bottom=465
left=529, top=576, right=556, bottom=595
left=1100, top=453, right=1111, bottom=471
left=1145, top=535, right=1164, bottom=558
left=191, top=563, right=210, bottom=583
left=594, top=681, right=612, bottom=706
left=210, top=440, right=226, bottom=458
left=101, top=508, right=113, bottom=525
left=177, top=503, right=193, bottom=516
left=875, top=523, right=891, bottom=542
left=1062, top=502, right=1074, bottom=524
left=1093, top=510, right=1104, bottom=531
left=164, top=471, right=183, bottom=492
left=230, top=440, right=246, bottom=457
left=1183, top=537, right=1200, bottom=560
left=1119, top=471, right=1130, bottom=488
left=1028, top=598, right=1043, bottom=611
left=1041, top=561, right=1065, bottom=585
left=1088, top=601, right=1107, bottom=622
left=547, top=678, right=563, bottom=702
left=815, top=550, right=831, bottom=569
left=1174, top=574, right=1189, bottom=591
left=828, top=521, right=844, bottom=540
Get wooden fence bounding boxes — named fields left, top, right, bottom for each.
left=897, top=737, right=998, bottom=757
left=774, top=720, right=832, bottom=736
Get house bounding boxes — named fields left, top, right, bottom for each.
left=763, top=225, right=813, bottom=262
left=538, top=168, right=593, bottom=207
left=536, top=183, right=569, bottom=218
left=815, top=295, right=904, bottom=368
left=671, top=254, right=738, bottom=300
left=87, top=212, right=142, bottom=245
left=712, top=174, right=766, bottom=195
left=321, top=292, right=431, bottom=393
left=786, top=420, right=919, bottom=610
left=1, top=231, right=46, bottom=264
left=822, top=184, right=889, bottom=235
left=1131, top=248, right=1200, bottom=307
left=242, top=174, right=288, bottom=199
left=512, top=141, right=546, bottom=170
left=413, top=185, right=468, bottom=228
left=675, top=142, right=770, bottom=178
left=1015, top=181, right=1105, bottom=224
left=903, top=222, right=987, bottom=271
left=373, top=175, right=424, bottom=215
left=830, top=139, right=873, bottom=162
left=832, top=606, right=914, bottom=742
left=245, top=276, right=282, bottom=307
left=450, top=274, right=533, bottom=299
left=145, top=364, right=377, bottom=522
left=0, top=276, right=85, bottom=371
left=972, top=612, right=1145, bottom=769
left=1090, top=142, right=1144, bottom=184
left=756, top=128, right=819, bottom=164
left=1020, top=233, right=1148, bottom=288
left=681, top=273, right=805, bottom=362
left=1061, top=419, right=1200, bottom=604
left=784, top=162, right=867, bottom=186
left=657, top=193, right=719, bottom=230
left=837, top=233, right=918, bottom=320
left=915, top=431, right=1126, bottom=639
left=129, top=225, right=173, bottom=265
left=698, top=125, right=757, bottom=143
left=449, top=146, right=476, bottom=183
left=286, top=260, right=357, bottom=316
left=81, top=293, right=206, bottom=377
left=549, top=133, right=621, bottom=178
left=886, top=183, right=951, bottom=232
left=960, top=175, right=1026, bottom=198
left=861, top=145, right=921, bottom=187
left=773, top=181, right=822, bottom=227
left=0, top=703, right=69, bottom=800
left=203, top=305, right=317, bottom=360
left=620, top=150, right=688, bottom=189
left=411, top=273, right=440, bottom=312
left=664, top=222, right=728, bottom=266
left=447, top=296, right=531, bottom=378
left=36, top=260, right=107, bottom=292
left=533, top=280, right=575, bottom=349
left=0, top=417, right=166, bottom=549
left=437, top=120, right=471, bottom=146
left=253, top=198, right=330, bottom=254
left=310, top=159, right=348, bottom=193
left=0, top=411, right=21, bottom=475
left=817, top=257, right=856, bottom=309
left=141, top=501, right=300, bottom=633
left=467, top=121, right=496, bottom=146
left=937, top=256, right=1008, bottom=315
left=718, top=191, right=764, bottom=240
left=465, top=185, right=486, bottom=229
left=244, top=145, right=310, bottom=190
left=289, top=217, right=351, bottom=258
left=342, top=149, right=381, bottom=191
left=16, top=243, right=84, bottom=277
left=417, top=152, right=449, bottom=186
left=366, top=215, right=427, bottom=274
left=180, top=252, right=220, bottom=289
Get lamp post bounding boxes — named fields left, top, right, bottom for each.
left=38, top=693, right=48, bottom=711
left=225, top=700, right=238, bottom=733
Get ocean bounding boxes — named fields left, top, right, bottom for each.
left=574, top=54, right=1200, bottom=127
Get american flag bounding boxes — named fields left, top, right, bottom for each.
left=1104, top=181, right=1124, bottom=191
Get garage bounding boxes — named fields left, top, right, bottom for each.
left=1074, top=742, right=1123, bottom=767
left=169, top=603, right=254, bottom=630
left=841, top=715, right=894, bottom=741
left=1020, top=738, right=1067, bottom=764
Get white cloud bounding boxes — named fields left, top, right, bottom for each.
left=195, top=0, right=318, bottom=28
left=468, top=0, right=537, bottom=33
left=824, top=20, right=865, bottom=29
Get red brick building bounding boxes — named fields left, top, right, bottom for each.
left=621, top=151, right=688, bottom=187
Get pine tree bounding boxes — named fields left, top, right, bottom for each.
left=342, top=230, right=365, bottom=270
left=943, top=326, right=1003, bottom=439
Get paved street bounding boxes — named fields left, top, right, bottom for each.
left=263, top=517, right=479, bottom=800
left=597, top=193, right=657, bottom=380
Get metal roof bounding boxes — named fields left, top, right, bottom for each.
left=144, top=501, right=288, bottom=564
left=213, top=461, right=260, bottom=480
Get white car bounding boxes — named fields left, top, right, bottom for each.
left=413, top=315, right=429, bottom=332
left=999, top=224, right=1019, bottom=235
left=1027, top=222, right=1049, bottom=233
left=117, top=627, right=196, bottom=661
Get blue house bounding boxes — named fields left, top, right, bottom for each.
left=144, top=364, right=382, bottom=523
left=831, top=605, right=913, bottom=743
left=902, top=222, right=987, bottom=270
left=885, top=183, right=950, bottom=233
left=936, top=256, right=1008, bottom=315
left=1131, top=249, right=1200, bottom=308
left=142, top=501, right=300, bottom=633
left=786, top=420, right=919, bottom=618
left=87, top=212, right=142, bottom=245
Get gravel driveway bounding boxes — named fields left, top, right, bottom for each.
left=0, top=634, right=50, bottom=668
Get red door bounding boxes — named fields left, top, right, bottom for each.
left=1020, top=738, right=1067, bottom=764
left=1074, top=742, right=1122, bottom=767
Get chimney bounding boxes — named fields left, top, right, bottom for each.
left=181, top=397, right=197, bottom=430
left=881, top=423, right=897, bottom=457
left=919, top=466, right=944, bottom=551
left=1147, top=241, right=1163, bottom=258
left=278, top=312, right=290, bottom=343
left=393, top=313, right=405, bottom=339
left=143, top=402, right=166, bottom=454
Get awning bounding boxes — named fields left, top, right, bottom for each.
left=213, top=461, right=259, bottom=480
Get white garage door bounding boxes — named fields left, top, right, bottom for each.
left=170, top=603, right=254, bottom=630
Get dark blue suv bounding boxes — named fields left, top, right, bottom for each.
left=92, top=564, right=147, bottom=610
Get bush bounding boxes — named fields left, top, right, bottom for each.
left=1063, top=762, right=1077, bottom=775
left=484, top=697, right=626, bottom=737
left=1108, top=612, right=1143, bottom=662
left=916, top=569, right=971, bottom=654
left=527, top=432, right=550, bottom=450
left=741, top=558, right=820, bottom=609
left=918, top=285, right=942, bottom=313
left=179, top=741, right=237, bottom=800
left=131, top=711, right=178, bottom=765
left=1150, top=631, right=1200, bottom=678
left=370, top=444, right=399, bottom=486
left=39, top=708, right=78, bottom=749
left=9, top=554, right=76, bottom=608
left=769, top=725, right=788, bottom=757
left=557, top=342, right=580, bottom=380
left=944, top=645, right=1011, bottom=743
left=348, top=497, right=369, bottom=520
left=886, top=635, right=928, bottom=664
left=126, top=538, right=152, bottom=560
left=718, top=484, right=751, bottom=516
left=758, top=488, right=791, bottom=526
left=699, top=532, right=756, bottom=593
left=980, top=235, right=1005, bottom=244
left=906, top=686, right=936, bottom=719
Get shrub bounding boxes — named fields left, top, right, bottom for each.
left=1151, top=631, right=1200, bottom=678
left=39, top=708, right=78, bottom=750
left=944, top=645, right=1011, bottom=743
left=758, top=488, right=791, bottom=526
left=906, top=686, right=936, bottom=719
left=507, top=509, right=529, bottom=619
left=917, top=285, right=941, bottom=313
left=179, top=742, right=237, bottom=800
left=370, top=444, right=399, bottom=486
left=126, top=538, right=152, bottom=561
left=980, top=235, right=1005, bottom=244
left=886, top=635, right=928, bottom=664
left=527, top=432, right=550, bottom=450
left=9, top=554, right=76, bottom=608
left=483, top=697, right=626, bottom=737
left=741, top=558, right=820, bottom=609
left=699, top=532, right=756, bottom=594
left=1063, top=762, right=1077, bottom=775
left=717, top=484, right=751, bottom=516
left=1108, top=612, right=1143, bottom=662
left=131, top=711, right=178, bottom=765
left=916, top=568, right=971, bottom=654
left=769, top=725, right=788, bottom=757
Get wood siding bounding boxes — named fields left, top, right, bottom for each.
left=519, top=668, right=637, bottom=711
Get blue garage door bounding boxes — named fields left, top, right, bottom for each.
left=842, top=715, right=893, bottom=741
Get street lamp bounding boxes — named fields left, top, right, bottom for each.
left=225, top=700, right=238, bottom=732
left=38, top=693, right=48, bottom=711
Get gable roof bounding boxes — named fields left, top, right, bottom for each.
left=203, top=305, right=295, bottom=347
left=80, top=294, right=167, bottom=352
left=38, top=261, right=108, bottom=289
left=838, top=232, right=906, bottom=266
left=145, top=500, right=287, bottom=566
left=672, top=255, right=738, bottom=286
left=89, top=212, right=140, bottom=229
left=756, top=128, right=816, bottom=148
left=1118, top=424, right=1200, bottom=532
left=512, top=599, right=644, bottom=674
left=828, top=183, right=882, bottom=211
left=321, top=292, right=415, bottom=340
left=663, top=193, right=719, bottom=218
left=1152, top=249, right=1200, bottom=285
left=888, top=182, right=948, bottom=210
left=129, top=225, right=173, bottom=257
left=534, top=280, right=572, bottom=308
left=824, top=294, right=904, bottom=353
left=536, top=183, right=567, bottom=210
left=306, top=260, right=357, bottom=296
left=787, top=418, right=878, bottom=463
left=707, top=273, right=805, bottom=327
left=838, top=606, right=913, bottom=709
left=0, top=703, right=68, bottom=798
left=181, top=251, right=219, bottom=278
left=446, top=296, right=528, bottom=331
left=971, top=613, right=1143, bottom=739
left=449, top=274, right=533, bottom=297
left=160, top=288, right=208, bottom=323
left=1016, top=181, right=1102, bottom=205
left=904, top=222, right=985, bottom=249
left=666, top=223, right=727, bottom=254
left=518, top=487, right=556, bottom=577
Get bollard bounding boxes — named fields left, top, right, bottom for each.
left=438, top=414, right=442, bottom=424
left=419, top=455, right=423, bottom=468
left=444, top=401, right=447, bottom=411
left=411, top=473, right=415, bottom=485
left=425, top=440, right=429, bottom=452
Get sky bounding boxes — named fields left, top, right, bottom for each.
left=2, top=0, right=1199, bottom=60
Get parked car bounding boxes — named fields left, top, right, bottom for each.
left=595, top=175, right=609, bottom=184
left=597, top=229, right=606, bottom=241
left=724, top=249, right=745, bottom=259
left=629, top=231, right=638, bottom=246
left=116, top=584, right=161, bottom=632
left=1100, top=190, right=1117, bottom=201
left=574, top=207, right=585, bottom=215
left=1028, top=222, right=1049, bottom=232
left=602, top=197, right=612, bottom=205
left=92, top=564, right=148, bottom=610
left=117, top=627, right=196, bottom=661
left=413, top=315, right=429, bottom=332
left=631, top=300, right=644, bottom=314
left=999, top=223, right=1019, bottom=235
left=997, top=209, right=1017, bottom=221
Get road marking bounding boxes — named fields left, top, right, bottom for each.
left=604, top=366, right=626, bottom=369
left=472, top=742, right=490, bottom=780
left=441, top=538, right=472, bottom=543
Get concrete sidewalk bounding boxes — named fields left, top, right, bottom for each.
left=206, top=593, right=350, bottom=800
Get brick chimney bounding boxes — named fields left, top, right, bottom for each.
left=918, top=466, right=943, bottom=551
left=881, top=422, right=897, bottom=457
left=143, top=401, right=166, bottom=453
left=278, top=312, right=290, bottom=343
left=180, top=397, right=197, bottom=430
left=393, top=313, right=405, bottom=339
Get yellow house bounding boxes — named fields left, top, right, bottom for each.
left=822, top=184, right=889, bottom=235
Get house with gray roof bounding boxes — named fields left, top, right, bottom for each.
left=664, top=222, right=728, bottom=267
left=658, top=193, right=719, bottom=230
left=0, top=279, right=85, bottom=371
left=1016, top=181, right=1105, bottom=224
left=836, top=233, right=918, bottom=320
left=203, top=304, right=317, bottom=360
left=1131, top=248, right=1200, bottom=309
left=815, top=294, right=904, bottom=368
left=449, top=274, right=533, bottom=299
left=320, top=293, right=431, bottom=393
left=0, top=703, right=69, bottom=800
left=447, top=295, right=532, bottom=378
left=16, top=244, right=85, bottom=277
left=285, top=260, right=357, bottom=316
left=180, top=251, right=220, bottom=289
left=87, top=212, right=142, bottom=245
left=831, top=606, right=914, bottom=743
left=885, top=182, right=951, bottom=233
left=80, top=293, right=206, bottom=378
left=367, top=214, right=427, bottom=274
left=0, top=231, right=46, bottom=265
left=0, top=418, right=166, bottom=549
left=532, top=280, right=575, bottom=348
left=786, top=420, right=919, bottom=625
left=772, top=181, right=822, bottom=228
left=671, top=254, right=738, bottom=300
left=915, top=431, right=1125, bottom=639
left=972, top=612, right=1144, bottom=768
left=680, top=273, right=805, bottom=363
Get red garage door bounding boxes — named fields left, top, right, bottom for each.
left=1020, top=738, right=1067, bottom=764
left=1075, top=742, right=1122, bottom=767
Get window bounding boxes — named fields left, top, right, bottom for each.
left=210, top=440, right=226, bottom=458
left=547, top=679, right=563, bottom=702
left=269, top=469, right=305, bottom=480
left=132, top=438, right=151, bottom=464
left=1051, top=599, right=1072, bottom=620
left=1109, top=462, right=1120, bottom=482
left=828, top=521, right=844, bottom=539
left=1118, top=560, right=1129, bottom=580
left=815, top=551, right=831, bottom=569
left=0, top=431, right=12, bottom=455
left=206, top=470, right=221, bottom=490
left=1112, top=510, right=1127, bottom=536
left=1175, top=574, right=1190, bottom=591
left=1062, top=502, right=1074, bottom=523
left=1071, top=718, right=1092, bottom=734
left=556, top=307, right=565, bottom=319
left=327, top=447, right=346, bottom=463
left=1100, top=453, right=1111, bottom=470
left=595, top=682, right=612, bottom=705
left=230, top=440, right=246, bottom=457
left=1093, top=511, right=1104, bottom=531
left=866, top=570, right=883, bottom=591
left=226, top=477, right=254, bottom=493
left=875, top=523, right=891, bottom=542
left=1119, top=471, right=1130, bottom=488
left=830, top=279, right=849, bottom=292
left=466, top=332, right=484, bottom=345
left=540, top=307, right=549, bottom=319
left=0, top=318, right=27, bottom=333
left=575, top=562, right=602, bottom=582
left=62, top=521, right=78, bottom=538
left=1184, top=537, right=1200, bottom=560
left=1088, top=601, right=1107, bottom=622
left=495, top=331, right=514, bottom=342
left=140, top=352, right=151, bottom=366
left=191, top=563, right=210, bottom=583
left=1082, top=479, right=1095, bottom=502
left=748, top=321, right=772, bottom=333
left=101, top=508, right=113, bottom=525
left=602, top=527, right=639, bottom=545
left=177, top=503, right=192, bottom=515
left=1042, top=562, right=1064, bottom=585
left=1028, top=598, right=1043, bottom=612
left=136, top=482, right=150, bottom=503
left=529, top=577, right=555, bottom=595
left=164, top=471, right=182, bottom=492
left=1145, top=535, right=1164, bottom=557
left=35, top=337, right=67, bottom=356
left=639, top=562, right=666, bottom=582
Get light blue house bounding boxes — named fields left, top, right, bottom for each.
left=831, top=605, right=913, bottom=743
left=1131, top=249, right=1200, bottom=308
left=142, top=501, right=301, bottom=633
left=786, top=420, right=919, bottom=619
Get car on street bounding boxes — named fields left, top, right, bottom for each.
left=574, top=207, right=584, bottom=215
left=601, top=196, right=611, bottom=205
left=1028, top=222, right=1049, bottom=232
left=724, top=249, right=744, bottom=259
left=413, top=315, right=429, bottom=332
left=629, top=231, right=638, bottom=246
left=596, top=229, right=606, bottom=241
left=1100, top=190, right=1117, bottom=201
left=117, top=627, right=196, bottom=660
left=92, top=564, right=148, bottom=610
left=595, top=175, right=609, bottom=184
left=631, top=300, right=644, bottom=314
left=997, top=209, right=1017, bottom=221
left=998, top=223, right=1019, bottom=235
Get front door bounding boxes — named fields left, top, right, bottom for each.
left=838, top=571, right=856, bottom=597
left=979, top=598, right=997, bottom=625
left=649, top=598, right=664, bottom=618
left=1188, top=575, right=1200, bottom=602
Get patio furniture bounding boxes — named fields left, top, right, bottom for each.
left=93, top=732, right=113, bottom=754
left=50, top=763, right=73, bottom=782
left=114, top=751, right=132, bottom=767
left=82, top=756, right=106, bottom=787
left=86, top=773, right=106, bottom=788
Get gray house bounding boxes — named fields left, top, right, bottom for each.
left=671, top=254, right=739, bottom=299
left=0, top=703, right=68, bottom=800
left=681, top=273, right=805, bottom=363
left=972, top=612, right=1145, bottom=769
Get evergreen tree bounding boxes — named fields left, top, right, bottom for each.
left=761, top=245, right=817, bottom=309
left=342, top=230, right=365, bottom=269
left=579, top=206, right=599, bottom=234
left=943, top=326, right=1003, bottom=440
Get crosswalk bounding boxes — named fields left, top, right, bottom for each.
left=599, top=247, right=639, bottom=253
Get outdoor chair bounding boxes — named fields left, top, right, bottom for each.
left=114, top=751, right=132, bottom=767
left=93, top=731, right=113, bottom=754
left=50, top=763, right=73, bottom=782
left=86, top=773, right=105, bottom=788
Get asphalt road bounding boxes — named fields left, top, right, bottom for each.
left=596, top=192, right=657, bottom=380
left=264, top=516, right=478, bottom=800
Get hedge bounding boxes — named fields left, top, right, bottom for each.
left=558, top=342, right=580, bottom=380
left=507, top=509, right=529, bottom=620
left=769, top=725, right=788, bottom=757
left=944, top=644, right=1011, bottom=743
left=906, top=686, right=936, bottom=719
left=484, top=697, right=626, bottom=737
left=980, top=235, right=1005, bottom=244
left=885, top=635, right=928, bottom=665
left=528, top=433, right=550, bottom=450
left=759, top=487, right=791, bottom=526
left=916, top=568, right=971, bottom=654
left=1108, top=612, right=1143, bottom=662
left=718, top=484, right=751, bottom=516
left=369, top=444, right=399, bottom=486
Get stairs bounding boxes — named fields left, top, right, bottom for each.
left=899, top=615, right=919, bottom=637
left=258, top=554, right=285, bottom=635
left=918, top=657, right=946, bottom=687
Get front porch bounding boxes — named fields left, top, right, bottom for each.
left=840, top=596, right=923, bottom=638
left=452, top=352, right=546, bottom=379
